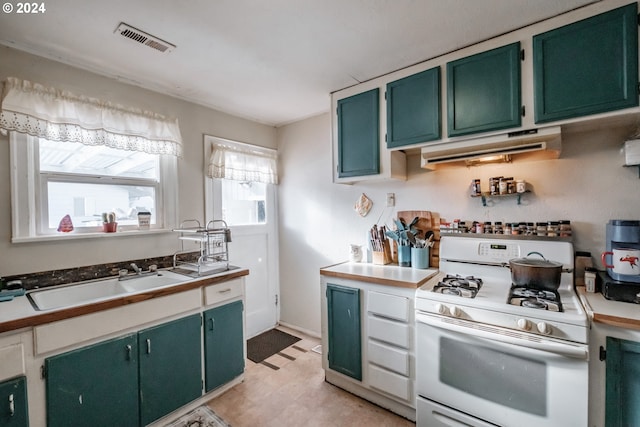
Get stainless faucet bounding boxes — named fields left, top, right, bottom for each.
left=130, top=263, right=142, bottom=275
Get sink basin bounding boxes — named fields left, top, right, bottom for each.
left=27, top=271, right=190, bottom=311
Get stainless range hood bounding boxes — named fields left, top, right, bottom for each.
left=421, top=126, right=562, bottom=169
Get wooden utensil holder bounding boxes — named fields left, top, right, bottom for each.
left=372, top=241, right=392, bottom=265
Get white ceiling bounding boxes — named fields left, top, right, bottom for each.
left=0, top=0, right=597, bottom=127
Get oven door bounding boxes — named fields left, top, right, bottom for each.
left=416, top=312, right=588, bottom=427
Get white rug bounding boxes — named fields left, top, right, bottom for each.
left=165, top=406, right=230, bottom=427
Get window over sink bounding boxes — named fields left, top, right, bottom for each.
left=9, top=134, right=178, bottom=241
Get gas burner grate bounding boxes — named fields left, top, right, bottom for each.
left=509, top=286, right=563, bottom=312
left=432, top=274, right=483, bottom=298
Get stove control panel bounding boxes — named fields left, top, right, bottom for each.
left=478, top=242, right=520, bottom=261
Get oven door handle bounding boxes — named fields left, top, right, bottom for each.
left=416, top=312, right=588, bottom=360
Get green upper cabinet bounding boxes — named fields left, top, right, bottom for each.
left=337, top=89, right=380, bottom=178
left=204, top=301, right=245, bottom=392
left=138, top=314, right=203, bottom=426
left=326, top=283, right=362, bottom=381
left=45, top=334, right=139, bottom=427
left=447, top=42, right=522, bottom=137
left=533, top=3, right=639, bottom=123
left=605, top=336, right=640, bottom=427
left=386, top=67, right=441, bottom=148
left=0, top=377, right=28, bottom=427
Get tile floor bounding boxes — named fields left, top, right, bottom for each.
left=207, top=326, right=415, bottom=427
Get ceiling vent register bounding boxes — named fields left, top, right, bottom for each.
left=115, top=23, right=175, bottom=53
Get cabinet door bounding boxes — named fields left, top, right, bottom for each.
left=533, top=3, right=638, bottom=123
left=605, top=336, right=640, bottom=427
left=337, top=88, right=380, bottom=178
left=447, top=42, right=522, bottom=137
left=0, top=376, right=28, bottom=427
left=204, top=300, right=245, bottom=392
left=45, top=334, right=138, bottom=427
left=326, top=284, right=362, bottom=381
left=138, top=314, right=202, bottom=426
left=387, top=67, right=441, bottom=148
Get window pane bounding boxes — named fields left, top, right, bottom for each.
left=221, top=180, right=266, bottom=225
left=47, top=182, right=156, bottom=229
left=39, top=139, right=158, bottom=180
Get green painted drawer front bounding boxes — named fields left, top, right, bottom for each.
left=387, top=67, right=441, bottom=148
left=534, top=3, right=638, bottom=123
left=0, top=376, right=28, bottom=427
left=337, top=88, right=380, bottom=178
left=46, top=334, right=139, bottom=427
left=204, top=300, right=245, bottom=392
left=605, top=336, right=640, bottom=427
left=326, top=284, right=362, bottom=381
left=447, top=42, right=522, bottom=137
left=138, top=314, right=202, bottom=426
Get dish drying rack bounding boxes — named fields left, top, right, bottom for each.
left=173, top=219, right=232, bottom=275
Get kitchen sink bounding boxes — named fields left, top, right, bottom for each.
left=27, top=270, right=190, bottom=311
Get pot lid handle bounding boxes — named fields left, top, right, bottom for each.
left=526, top=251, right=547, bottom=260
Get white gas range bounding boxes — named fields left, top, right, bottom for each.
left=415, top=235, right=589, bottom=427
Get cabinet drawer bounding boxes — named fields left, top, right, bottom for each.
left=368, top=291, right=409, bottom=322
left=369, top=364, right=411, bottom=402
left=204, top=278, right=243, bottom=306
left=0, top=344, right=24, bottom=382
left=368, top=340, right=409, bottom=376
left=368, top=315, right=410, bottom=349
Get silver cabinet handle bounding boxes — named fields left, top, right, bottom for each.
left=126, top=344, right=132, bottom=360
left=146, top=338, right=151, bottom=354
left=219, top=288, right=231, bottom=294
left=8, top=393, right=14, bottom=416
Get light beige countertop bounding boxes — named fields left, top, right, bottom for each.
left=320, top=261, right=439, bottom=289
left=578, top=287, right=640, bottom=330
left=0, top=268, right=249, bottom=334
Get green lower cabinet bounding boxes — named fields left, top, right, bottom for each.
left=45, top=334, right=139, bottom=427
left=533, top=3, right=638, bottom=123
left=0, top=376, right=29, bottom=427
left=326, top=284, right=362, bottom=381
left=204, top=301, right=245, bottom=392
left=138, top=314, right=203, bottom=426
left=605, top=336, right=640, bottom=427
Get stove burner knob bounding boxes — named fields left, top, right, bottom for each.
left=435, top=303, right=447, bottom=315
left=449, top=306, right=461, bottom=318
left=517, top=319, right=532, bottom=331
left=537, top=322, right=551, bottom=335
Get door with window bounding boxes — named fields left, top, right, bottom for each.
left=204, top=136, right=279, bottom=338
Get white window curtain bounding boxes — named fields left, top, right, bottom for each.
left=0, top=77, right=183, bottom=156
left=208, top=139, right=278, bottom=184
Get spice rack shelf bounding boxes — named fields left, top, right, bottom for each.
left=471, top=191, right=531, bottom=207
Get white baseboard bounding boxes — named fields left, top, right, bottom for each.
left=277, top=321, right=321, bottom=339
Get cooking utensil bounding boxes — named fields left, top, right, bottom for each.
left=507, top=251, right=570, bottom=291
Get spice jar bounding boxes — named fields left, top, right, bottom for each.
left=490, top=177, right=499, bottom=195
left=547, top=221, right=559, bottom=237
left=493, top=221, right=503, bottom=234
left=559, top=220, right=572, bottom=237
left=499, top=178, right=508, bottom=195
left=536, top=222, right=547, bottom=236
left=472, top=179, right=481, bottom=196
left=526, top=222, right=535, bottom=235
left=475, top=221, right=484, bottom=234
left=504, top=223, right=512, bottom=235
left=511, top=223, right=520, bottom=235
left=484, top=221, right=493, bottom=234
left=516, top=179, right=526, bottom=193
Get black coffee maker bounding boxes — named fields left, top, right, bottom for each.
left=601, top=220, right=640, bottom=303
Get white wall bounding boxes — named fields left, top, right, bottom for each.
left=277, top=112, right=639, bottom=336
left=0, top=46, right=277, bottom=275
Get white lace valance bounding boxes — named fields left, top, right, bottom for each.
left=208, top=140, right=278, bottom=184
left=0, top=77, right=183, bottom=157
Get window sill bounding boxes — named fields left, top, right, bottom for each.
left=11, top=228, right=174, bottom=244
